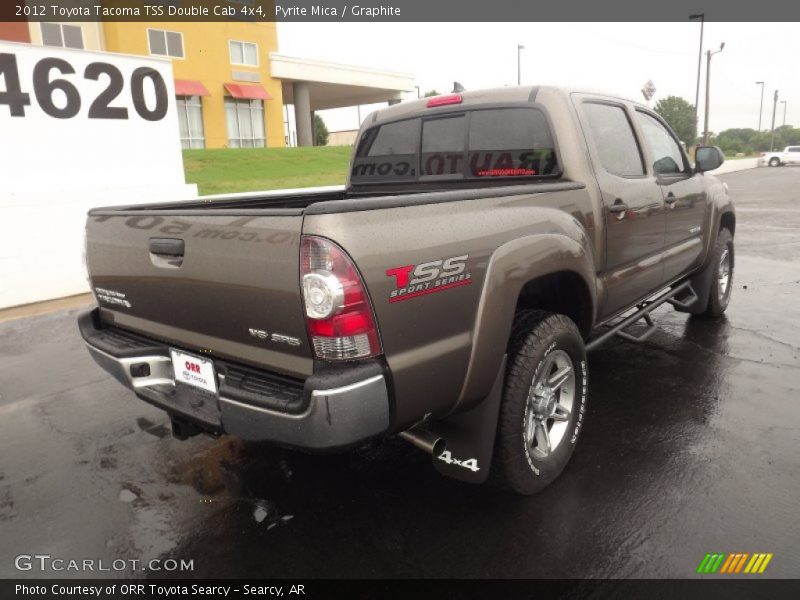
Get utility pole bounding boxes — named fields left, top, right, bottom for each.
left=517, top=44, right=525, bottom=85
left=690, top=14, right=704, bottom=123
left=703, top=42, right=725, bottom=146
left=780, top=100, right=787, bottom=127
left=770, top=90, right=779, bottom=151
left=756, top=81, right=765, bottom=131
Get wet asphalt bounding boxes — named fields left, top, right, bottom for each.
left=0, top=167, right=798, bottom=580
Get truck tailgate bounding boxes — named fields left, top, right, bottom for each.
left=85, top=212, right=312, bottom=378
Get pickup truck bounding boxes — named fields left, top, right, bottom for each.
left=759, top=145, right=800, bottom=167
left=80, top=86, right=735, bottom=495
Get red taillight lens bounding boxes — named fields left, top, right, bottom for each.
left=426, top=93, right=463, bottom=108
left=300, top=236, right=381, bottom=360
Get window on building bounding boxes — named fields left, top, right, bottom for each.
left=41, top=23, right=84, bottom=49
left=176, top=96, right=205, bottom=150
left=225, top=98, right=265, bottom=148
left=147, top=29, right=184, bottom=58
left=229, top=41, right=259, bottom=66
left=583, top=102, right=645, bottom=177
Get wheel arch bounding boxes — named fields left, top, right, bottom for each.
left=450, top=233, right=597, bottom=416
left=720, top=210, right=736, bottom=236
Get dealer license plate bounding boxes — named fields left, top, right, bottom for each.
left=170, top=349, right=218, bottom=394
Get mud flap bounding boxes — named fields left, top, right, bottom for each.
left=430, top=355, right=506, bottom=484
left=674, top=255, right=714, bottom=315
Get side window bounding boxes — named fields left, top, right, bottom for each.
left=583, top=103, right=644, bottom=177
left=789, top=147, right=800, bottom=153
left=635, top=111, right=688, bottom=175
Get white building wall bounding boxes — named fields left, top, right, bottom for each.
left=0, top=41, right=197, bottom=309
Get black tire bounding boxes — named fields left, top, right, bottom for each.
left=491, top=310, right=588, bottom=495
left=699, top=228, right=734, bottom=318
left=769, top=157, right=781, bottom=167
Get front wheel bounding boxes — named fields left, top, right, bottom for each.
left=769, top=157, right=781, bottom=167
left=699, top=228, right=734, bottom=317
left=491, top=311, right=588, bottom=495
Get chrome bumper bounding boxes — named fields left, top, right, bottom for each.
left=83, top=329, right=390, bottom=450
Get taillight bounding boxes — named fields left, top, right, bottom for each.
left=300, top=236, right=382, bottom=360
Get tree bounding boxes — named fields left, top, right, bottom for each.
left=654, top=96, right=697, bottom=148
left=707, top=125, right=799, bottom=155
left=423, top=90, right=441, bottom=97
left=314, top=114, right=329, bottom=146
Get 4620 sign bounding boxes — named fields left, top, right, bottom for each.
left=0, top=52, right=168, bottom=120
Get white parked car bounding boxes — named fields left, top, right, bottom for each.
left=759, top=146, right=800, bottom=167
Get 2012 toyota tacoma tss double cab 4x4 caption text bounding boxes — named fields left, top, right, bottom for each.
left=81, top=86, right=735, bottom=494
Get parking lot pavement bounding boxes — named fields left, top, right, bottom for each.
left=1, top=167, right=798, bottom=579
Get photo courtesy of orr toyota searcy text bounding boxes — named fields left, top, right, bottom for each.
left=14, top=584, right=300, bottom=597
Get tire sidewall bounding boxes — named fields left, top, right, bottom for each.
left=506, top=318, right=588, bottom=491
left=709, top=229, right=734, bottom=314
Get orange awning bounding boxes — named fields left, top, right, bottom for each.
left=174, top=79, right=210, bottom=97
left=224, top=83, right=272, bottom=101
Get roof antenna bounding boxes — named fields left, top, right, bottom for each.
left=452, top=81, right=465, bottom=93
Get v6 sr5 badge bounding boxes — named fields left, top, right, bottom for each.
left=385, top=255, right=472, bottom=303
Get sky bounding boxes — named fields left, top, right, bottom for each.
left=276, top=22, right=798, bottom=137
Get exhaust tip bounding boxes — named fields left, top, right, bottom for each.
left=399, top=428, right=446, bottom=456
left=431, top=438, right=446, bottom=458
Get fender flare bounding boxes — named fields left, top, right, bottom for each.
left=449, top=232, right=596, bottom=415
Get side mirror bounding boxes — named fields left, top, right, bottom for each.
left=695, top=146, right=725, bottom=172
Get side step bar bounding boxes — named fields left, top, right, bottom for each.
left=586, top=281, right=696, bottom=351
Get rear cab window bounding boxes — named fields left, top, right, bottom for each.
left=350, top=107, right=560, bottom=188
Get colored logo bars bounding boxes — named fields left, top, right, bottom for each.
left=697, top=553, right=774, bottom=574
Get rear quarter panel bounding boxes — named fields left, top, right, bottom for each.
left=303, top=186, right=597, bottom=430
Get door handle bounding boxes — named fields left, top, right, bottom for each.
left=608, top=201, right=629, bottom=213
left=149, top=238, right=185, bottom=257
left=665, top=193, right=678, bottom=205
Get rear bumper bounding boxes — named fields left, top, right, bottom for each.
left=79, top=310, right=390, bottom=450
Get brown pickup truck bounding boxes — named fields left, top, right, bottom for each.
left=80, top=86, right=735, bottom=494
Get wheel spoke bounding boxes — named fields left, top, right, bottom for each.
left=552, top=403, right=571, bottom=422
left=535, top=421, right=551, bottom=456
left=547, top=365, right=573, bottom=391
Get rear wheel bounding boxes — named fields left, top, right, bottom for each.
left=769, top=157, right=781, bottom=167
left=491, top=311, right=588, bottom=495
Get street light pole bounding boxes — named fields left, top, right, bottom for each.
left=690, top=14, right=704, bottom=123
left=756, top=81, right=765, bottom=131
left=770, top=90, right=779, bottom=151
left=703, top=42, right=725, bottom=146
left=780, top=100, right=787, bottom=127
left=517, top=44, right=525, bottom=85
left=414, top=85, right=421, bottom=99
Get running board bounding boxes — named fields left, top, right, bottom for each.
left=586, top=281, right=695, bottom=351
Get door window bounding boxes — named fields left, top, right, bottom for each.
left=583, top=103, right=645, bottom=177
left=635, top=111, right=688, bottom=175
